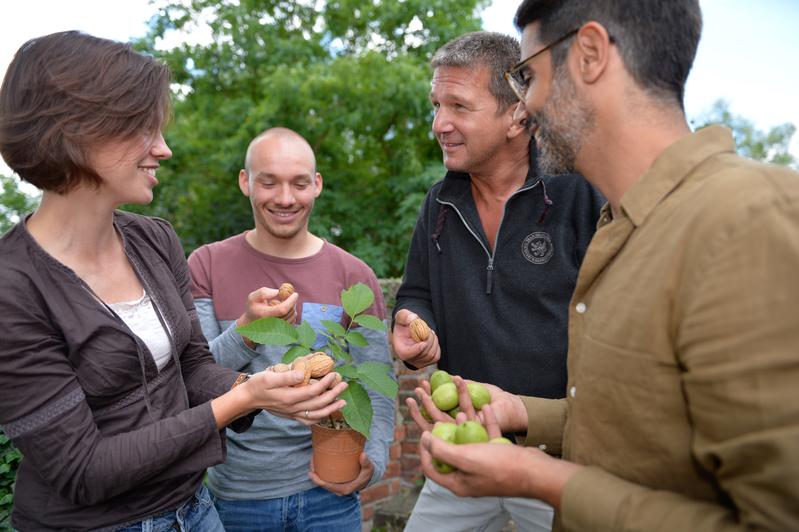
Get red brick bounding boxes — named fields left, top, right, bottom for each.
left=399, top=378, right=423, bottom=389
left=401, top=455, right=421, bottom=471
left=388, top=478, right=401, bottom=495
left=361, top=482, right=389, bottom=504
left=397, top=365, right=423, bottom=376
left=404, top=422, right=422, bottom=440
left=400, top=378, right=423, bottom=391
left=398, top=394, right=416, bottom=409
left=401, top=441, right=420, bottom=455
left=361, top=503, right=375, bottom=521
left=393, top=424, right=406, bottom=441
left=403, top=469, right=424, bottom=484
left=389, top=442, right=402, bottom=460
left=383, top=461, right=401, bottom=479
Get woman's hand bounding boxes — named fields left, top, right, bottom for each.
left=244, top=370, right=348, bottom=425
left=212, top=370, right=347, bottom=428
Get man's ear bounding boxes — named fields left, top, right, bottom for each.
left=508, top=101, right=529, bottom=139
left=573, top=22, right=612, bottom=84
left=313, top=172, right=323, bottom=198
left=238, top=169, right=251, bottom=197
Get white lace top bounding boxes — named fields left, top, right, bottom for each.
left=108, top=291, right=172, bottom=370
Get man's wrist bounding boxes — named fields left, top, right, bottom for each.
left=509, top=393, right=530, bottom=433
left=532, top=457, right=582, bottom=510
left=235, top=315, right=257, bottom=348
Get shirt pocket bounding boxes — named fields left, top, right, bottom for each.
left=302, top=302, right=344, bottom=349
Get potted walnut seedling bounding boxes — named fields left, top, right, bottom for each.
left=236, top=282, right=397, bottom=483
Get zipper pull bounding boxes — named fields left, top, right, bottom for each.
left=486, top=262, right=494, bottom=294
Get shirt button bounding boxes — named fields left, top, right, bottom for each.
left=569, top=386, right=576, bottom=398
left=538, top=444, right=547, bottom=451
left=575, top=302, right=586, bottom=314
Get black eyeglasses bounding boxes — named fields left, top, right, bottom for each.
left=504, top=29, right=578, bottom=101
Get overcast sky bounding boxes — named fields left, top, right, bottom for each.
left=2, top=0, right=798, bottom=176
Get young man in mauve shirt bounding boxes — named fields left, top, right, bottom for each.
left=187, top=127, right=394, bottom=532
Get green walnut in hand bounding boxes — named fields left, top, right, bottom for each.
left=429, top=369, right=453, bottom=392
left=431, top=382, right=459, bottom=412
left=455, top=420, right=489, bottom=444
left=467, top=382, right=491, bottom=410
left=431, top=422, right=458, bottom=473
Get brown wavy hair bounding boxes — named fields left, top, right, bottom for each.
left=0, top=31, right=171, bottom=193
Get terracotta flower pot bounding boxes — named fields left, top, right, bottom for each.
left=311, top=423, right=366, bottom=483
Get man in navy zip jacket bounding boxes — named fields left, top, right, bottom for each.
left=392, top=32, right=604, bottom=532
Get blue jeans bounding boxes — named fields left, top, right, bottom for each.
left=213, top=486, right=361, bottom=532
left=117, top=485, right=224, bottom=532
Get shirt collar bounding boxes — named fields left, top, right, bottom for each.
left=620, top=125, right=736, bottom=227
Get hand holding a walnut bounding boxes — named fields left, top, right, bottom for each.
left=236, top=284, right=299, bottom=347
left=391, top=309, right=441, bottom=369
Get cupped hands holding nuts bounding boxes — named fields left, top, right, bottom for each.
left=270, top=352, right=341, bottom=388
left=391, top=309, right=441, bottom=369
left=226, top=367, right=348, bottom=427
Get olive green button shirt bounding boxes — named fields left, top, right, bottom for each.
left=521, top=126, right=799, bottom=530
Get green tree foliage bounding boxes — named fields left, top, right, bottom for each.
left=129, top=0, right=489, bottom=276
left=694, top=99, right=797, bottom=168
left=0, top=175, right=39, bottom=235
left=0, top=431, right=21, bottom=526
left=0, top=175, right=33, bottom=524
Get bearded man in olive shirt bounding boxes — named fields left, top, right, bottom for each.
left=418, top=1, right=799, bottom=530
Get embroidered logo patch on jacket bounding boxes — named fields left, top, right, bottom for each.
left=522, top=232, right=554, bottom=264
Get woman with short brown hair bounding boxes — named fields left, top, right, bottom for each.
left=0, top=31, right=347, bottom=531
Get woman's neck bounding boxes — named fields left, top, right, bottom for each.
left=26, top=188, right=119, bottom=263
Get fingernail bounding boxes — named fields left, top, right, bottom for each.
left=291, top=370, right=304, bottom=381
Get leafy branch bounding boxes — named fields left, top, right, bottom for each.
left=237, top=283, right=397, bottom=438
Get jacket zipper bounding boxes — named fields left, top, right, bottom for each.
left=436, top=179, right=541, bottom=295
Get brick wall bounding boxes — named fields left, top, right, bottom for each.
left=359, top=279, right=434, bottom=529
left=360, top=361, right=433, bottom=528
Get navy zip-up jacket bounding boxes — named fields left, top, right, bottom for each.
left=394, top=165, right=604, bottom=398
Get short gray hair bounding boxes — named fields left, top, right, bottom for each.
left=430, top=31, right=521, bottom=110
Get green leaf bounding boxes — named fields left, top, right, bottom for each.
left=356, top=362, right=398, bottom=399
left=237, top=317, right=298, bottom=346
left=336, top=364, right=359, bottom=379
left=281, top=345, right=311, bottom=364
left=340, top=382, right=372, bottom=439
left=353, top=314, right=386, bottom=331
left=297, top=321, right=318, bottom=349
left=321, top=319, right=346, bottom=338
left=341, top=283, right=374, bottom=318
left=345, top=330, right=368, bottom=347
left=330, top=342, right=352, bottom=363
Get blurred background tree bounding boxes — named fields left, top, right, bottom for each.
left=122, top=0, right=488, bottom=277
left=0, top=6, right=796, bottom=275
left=693, top=99, right=797, bottom=168
left=0, top=175, right=38, bottom=235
